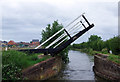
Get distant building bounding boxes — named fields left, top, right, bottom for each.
left=2, top=41, right=7, bottom=44
left=8, top=40, right=16, bottom=47
left=31, top=39, right=40, bottom=47
left=21, top=42, right=30, bottom=48
left=1, top=41, right=8, bottom=47
left=15, top=42, right=30, bottom=48
left=8, top=40, right=16, bottom=45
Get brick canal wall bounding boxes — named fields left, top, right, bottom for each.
left=22, top=56, right=62, bottom=80
left=93, top=54, right=120, bottom=81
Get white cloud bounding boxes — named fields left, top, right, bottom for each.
left=1, top=0, right=118, bottom=43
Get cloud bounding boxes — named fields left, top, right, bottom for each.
left=1, top=0, right=118, bottom=43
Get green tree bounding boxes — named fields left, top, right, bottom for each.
left=41, top=21, right=65, bottom=47
left=88, top=35, right=102, bottom=42
left=41, top=20, right=69, bottom=63
left=72, top=35, right=103, bottom=51
left=88, top=35, right=102, bottom=51
left=97, top=40, right=104, bottom=51
left=71, top=35, right=120, bottom=55
left=107, top=36, right=120, bottom=55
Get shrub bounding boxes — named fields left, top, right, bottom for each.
left=88, top=48, right=95, bottom=55
left=2, top=50, right=30, bottom=68
left=80, top=48, right=95, bottom=55
left=29, top=55, right=38, bottom=61
left=2, top=63, right=22, bottom=80
left=2, top=50, right=51, bottom=80
left=101, top=48, right=108, bottom=54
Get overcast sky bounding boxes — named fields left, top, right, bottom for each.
left=1, top=0, right=119, bottom=43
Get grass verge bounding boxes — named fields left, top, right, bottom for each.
left=70, top=48, right=120, bottom=64
left=2, top=50, right=51, bottom=80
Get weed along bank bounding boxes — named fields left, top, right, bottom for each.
left=93, top=54, right=120, bottom=81
left=22, top=56, right=62, bottom=80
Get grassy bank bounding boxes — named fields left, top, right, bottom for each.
left=2, top=50, right=51, bottom=80
left=70, top=48, right=120, bottom=64
left=70, top=48, right=96, bottom=55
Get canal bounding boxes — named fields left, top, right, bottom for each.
left=51, top=50, right=94, bottom=80
left=50, top=50, right=107, bottom=81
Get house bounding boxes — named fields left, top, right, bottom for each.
left=1, top=41, right=7, bottom=47
left=20, top=42, right=30, bottom=48
left=30, top=39, right=40, bottom=47
left=2, top=41, right=7, bottom=44
left=15, top=42, right=30, bottom=48
left=8, top=40, right=16, bottom=47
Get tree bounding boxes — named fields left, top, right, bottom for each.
left=88, top=35, right=102, bottom=51
left=107, top=36, right=120, bottom=55
left=88, top=35, right=102, bottom=42
left=41, top=21, right=64, bottom=48
left=71, top=34, right=120, bottom=55
left=97, top=40, right=104, bottom=51
left=41, top=20, right=69, bottom=63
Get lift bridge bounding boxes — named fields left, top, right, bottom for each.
left=19, top=13, right=94, bottom=56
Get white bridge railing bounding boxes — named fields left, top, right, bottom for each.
left=35, top=13, right=88, bottom=49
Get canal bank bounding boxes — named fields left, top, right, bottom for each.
left=93, top=54, right=120, bottom=81
left=22, top=56, right=62, bottom=80
left=69, top=49, right=120, bottom=81
left=22, top=50, right=120, bottom=81
left=22, top=50, right=95, bottom=80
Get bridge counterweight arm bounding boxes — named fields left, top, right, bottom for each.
left=64, top=29, right=72, bottom=39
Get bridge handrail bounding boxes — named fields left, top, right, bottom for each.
left=45, top=21, right=81, bottom=48
left=35, top=13, right=85, bottom=49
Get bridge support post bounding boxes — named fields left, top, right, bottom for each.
left=82, top=14, right=91, bottom=26
left=64, top=29, right=72, bottom=39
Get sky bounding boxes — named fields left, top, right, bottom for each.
left=0, top=0, right=119, bottom=43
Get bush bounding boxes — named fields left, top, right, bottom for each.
left=101, top=48, right=108, bottom=54
left=88, top=48, right=94, bottom=55
left=58, top=47, right=69, bottom=63
left=80, top=48, right=95, bottom=55
left=2, top=50, right=30, bottom=69
left=2, top=63, right=22, bottom=80
left=2, top=50, right=30, bottom=80
left=2, top=50, right=51, bottom=80
left=29, top=55, right=39, bottom=61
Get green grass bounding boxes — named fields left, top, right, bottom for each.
left=93, top=51, right=120, bottom=64
left=2, top=50, right=51, bottom=80
left=2, top=50, right=51, bottom=68
left=107, top=54, right=120, bottom=64
left=71, top=48, right=120, bottom=64
left=70, top=48, right=96, bottom=55
left=27, top=55, right=51, bottom=66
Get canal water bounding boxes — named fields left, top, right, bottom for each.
left=51, top=50, right=95, bottom=80
left=50, top=50, right=108, bottom=81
